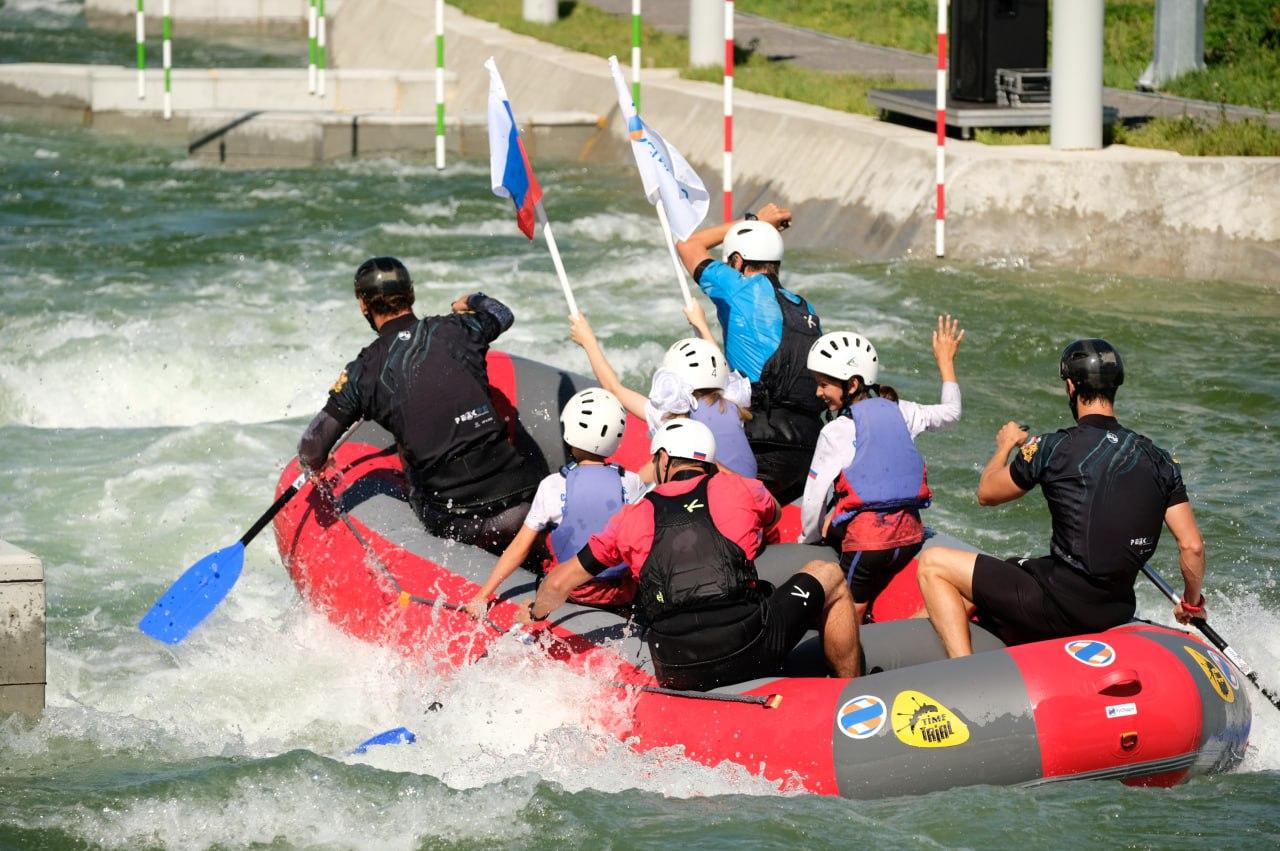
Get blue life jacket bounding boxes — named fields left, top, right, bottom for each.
left=690, top=398, right=758, bottom=479
left=549, top=462, right=628, bottom=578
left=830, top=397, right=932, bottom=526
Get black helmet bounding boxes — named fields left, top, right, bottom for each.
left=354, top=256, right=412, bottom=298
left=1059, top=339, right=1124, bottom=391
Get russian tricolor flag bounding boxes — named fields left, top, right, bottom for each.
left=486, top=58, right=543, bottom=240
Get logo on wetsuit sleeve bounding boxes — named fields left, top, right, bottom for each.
left=892, top=690, right=970, bottom=748
left=1064, top=639, right=1116, bottom=667
left=1184, top=645, right=1235, bottom=703
left=330, top=370, right=349, bottom=395
left=836, top=694, right=887, bottom=739
left=1021, top=436, right=1040, bottom=463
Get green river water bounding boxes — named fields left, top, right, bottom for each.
left=2, top=4, right=1280, bottom=849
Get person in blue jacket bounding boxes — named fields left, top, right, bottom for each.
left=676, top=203, right=822, bottom=504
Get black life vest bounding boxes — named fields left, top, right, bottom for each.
left=750, top=274, right=823, bottom=417
left=637, top=472, right=759, bottom=624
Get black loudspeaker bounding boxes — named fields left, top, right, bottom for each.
left=949, top=0, right=1048, bottom=103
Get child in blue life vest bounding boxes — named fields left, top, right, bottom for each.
left=800, top=316, right=964, bottom=622
left=465, top=388, right=647, bottom=617
left=568, top=304, right=757, bottom=480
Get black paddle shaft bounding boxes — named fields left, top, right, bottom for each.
left=1140, top=563, right=1280, bottom=713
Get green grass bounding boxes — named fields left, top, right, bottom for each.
left=737, top=0, right=937, bottom=54
left=1114, top=116, right=1280, bottom=155
left=685, top=62, right=891, bottom=117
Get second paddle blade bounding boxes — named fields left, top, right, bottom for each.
left=138, top=541, right=246, bottom=644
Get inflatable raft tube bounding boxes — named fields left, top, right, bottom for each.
left=274, top=352, right=1251, bottom=798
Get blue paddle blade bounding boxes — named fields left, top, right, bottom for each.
left=350, top=726, right=417, bottom=755
left=138, top=541, right=246, bottom=644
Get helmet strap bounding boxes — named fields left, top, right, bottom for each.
left=361, top=308, right=379, bottom=333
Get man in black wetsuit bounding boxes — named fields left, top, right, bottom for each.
left=917, top=338, right=1207, bottom=656
left=676, top=203, right=823, bottom=504
left=298, top=257, right=544, bottom=555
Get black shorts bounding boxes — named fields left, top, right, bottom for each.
left=649, top=572, right=825, bottom=691
left=972, top=554, right=1134, bottom=646
left=839, top=543, right=922, bottom=606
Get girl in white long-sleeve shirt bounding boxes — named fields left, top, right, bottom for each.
left=800, top=316, right=964, bottom=622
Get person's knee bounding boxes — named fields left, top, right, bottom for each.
left=800, top=559, right=847, bottom=599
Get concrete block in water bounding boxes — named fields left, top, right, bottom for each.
left=0, top=539, right=45, bottom=719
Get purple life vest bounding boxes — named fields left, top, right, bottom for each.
left=830, top=397, right=932, bottom=526
left=690, top=399, right=758, bottom=479
left=549, top=462, right=628, bottom=578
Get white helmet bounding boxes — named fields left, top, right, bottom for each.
left=661, top=338, right=728, bottom=391
left=649, top=419, right=717, bottom=464
left=807, top=331, right=879, bottom=385
left=722, top=220, right=784, bottom=263
left=560, top=388, right=628, bottom=456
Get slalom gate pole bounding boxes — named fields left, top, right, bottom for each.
left=935, top=0, right=947, bottom=257
left=631, top=0, right=641, bottom=110
left=162, top=0, right=171, bottom=120
left=136, top=0, right=146, bottom=100
left=308, top=0, right=317, bottom=94
left=655, top=200, right=694, bottom=309
left=723, top=0, right=733, bottom=222
left=534, top=202, right=580, bottom=318
left=435, top=0, right=446, bottom=170
left=317, top=0, right=327, bottom=98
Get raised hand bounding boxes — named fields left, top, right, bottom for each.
left=932, top=314, right=964, bottom=382
left=755, top=203, right=792, bottom=231
left=568, top=311, right=597, bottom=350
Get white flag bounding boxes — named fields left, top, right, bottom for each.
left=608, top=56, right=709, bottom=241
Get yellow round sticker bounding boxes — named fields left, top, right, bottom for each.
left=892, top=689, right=971, bottom=748
left=1184, top=646, right=1235, bottom=703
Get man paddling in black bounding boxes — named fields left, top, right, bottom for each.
left=917, top=339, right=1207, bottom=655
left=299, top=257, right=544, bottom=554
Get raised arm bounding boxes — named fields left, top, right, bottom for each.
left=568, top=312, right=649, bottom=418
left=454, top=291, right=514, bottom=343
left=900, top=315, right=965, bottom=436
left=675, top=203, right=791, bottom=275
left=1164, top=501, right=1206, bottom=623
left=976, top=421, right=1031, bottom=507
left=683, top=299, right=717, bottom=343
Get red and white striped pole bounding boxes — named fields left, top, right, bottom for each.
left=935, top=0, right=947, bottom=257
left=723, top=0, right=734, bottom=222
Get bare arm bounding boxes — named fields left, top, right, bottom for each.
left=976, top=421, right=1031, bottom=506
left=466, top=524, right=541, bottom=618
left=516, top=555, right=593, bottom=623
left=1164, top=501, right=1206, bottom=623
left=568, top=312, right=649, bottom=418
left=683, top=299, right=716, bottom=343
left=932, top=314, right=964, bottom=384
left=675, top=203, right=792, bottom=275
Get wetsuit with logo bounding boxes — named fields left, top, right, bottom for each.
left=694, top=260, right=823, bottom=504
left=299, top=294, right=544, bottom=555
left=971, top=414, right=1189, bottom=645
left=579, top=469, right=825, bottom=690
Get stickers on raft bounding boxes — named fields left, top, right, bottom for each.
left=1184, top=645, right=1235, bottom=703
left=837, top=695, right=887, bottom=739
left=1105, top=702, right=1138, bottom=719
left=1064, top=639, right=1116, bottom=668
left=892, top=690, right=970, bottom=748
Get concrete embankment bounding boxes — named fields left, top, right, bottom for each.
left=85, top=0, right=342, bottom=35
left=0, top=540, right=45, bottom=719
left=329, top=3, right=1279, bottom=285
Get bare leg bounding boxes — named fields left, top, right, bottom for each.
left=801, top=560, right=860, bottom=678
left=916, top=547, right=980, bottom=658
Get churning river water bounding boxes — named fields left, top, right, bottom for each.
left=3, top=3, right=1280, bottom=849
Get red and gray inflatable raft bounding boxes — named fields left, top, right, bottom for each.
left=273, top=352, right=1251, bottom=798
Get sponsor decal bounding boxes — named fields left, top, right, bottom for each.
left=1208, top=648, right=1239, bottom=689
left=397, top=330, right=412, bottom=341
left=683, top=498, right=705, bottom=513
left=1184, top=645, right=1235, bottom=703
left=330, top=369, right=348, bottom=395
left=692, top=451, right=708, bottom=461
left=1105, top=702, right=1138, bottom=719
left=1021, top=436, right=1040, bottom=463
left=837, top=695, right=887, bottom=740
left=1064, top=639, right=1117, bottom=668
left=1106, top=432, right=1119, bottom=444
left=892, top=690, right=970, bottom=749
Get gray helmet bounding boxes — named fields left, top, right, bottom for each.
left=1059, top=339, right=1124, bottom=391
left=354, top=256, right=413, bottom=299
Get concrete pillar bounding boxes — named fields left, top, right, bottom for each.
left=688, top=0, right=724, bottom=68
left=1137, top=0, right=1206, bottom=90
left=0, top=540, right=45, bottom=719
left=1050, top=0, right=1103, bottom=151
left=522, top=0, right=557, bottom=25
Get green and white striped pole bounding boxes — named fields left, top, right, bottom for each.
left=434, top=0, right=445, bottom=170
left=162, top=0, right=172, bottom=119
left=317, top=0, right=327, bottom=98
left=135, top=0, right=145, bottom=100
left=308, top=0, right=317, bottom=94
left=631, top=0, right=641, bottom=110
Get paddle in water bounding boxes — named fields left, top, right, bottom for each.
left=139, top=425, right=360, bottom=643
left=1141, top=563, right=1280, bottom=713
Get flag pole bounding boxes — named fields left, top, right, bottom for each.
left=655, top=199, right=694, bottom=309
left=535, top=202, right=579, bottom=317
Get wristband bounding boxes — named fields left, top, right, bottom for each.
left=1180, top=594, right=1205, bottom=614
left=743, top=212, right=758, bottom=221
left=528, top=601, right=549, bottom=622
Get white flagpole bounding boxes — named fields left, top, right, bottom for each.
left=655, top=199, right=693, bottom=309
left=534, top=202, right=579, bottom=317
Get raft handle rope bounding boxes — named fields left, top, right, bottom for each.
left=1141, top=563, right=1280, bottom=714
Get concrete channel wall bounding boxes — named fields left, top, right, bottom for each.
left=85, top=0, right=343, bottom=35
left=328, top=3, right=1279, bottom=285
left=0, top=540, right=45, bottom=719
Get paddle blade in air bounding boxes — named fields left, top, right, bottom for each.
left=138, top=541, right=246, bottom=643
